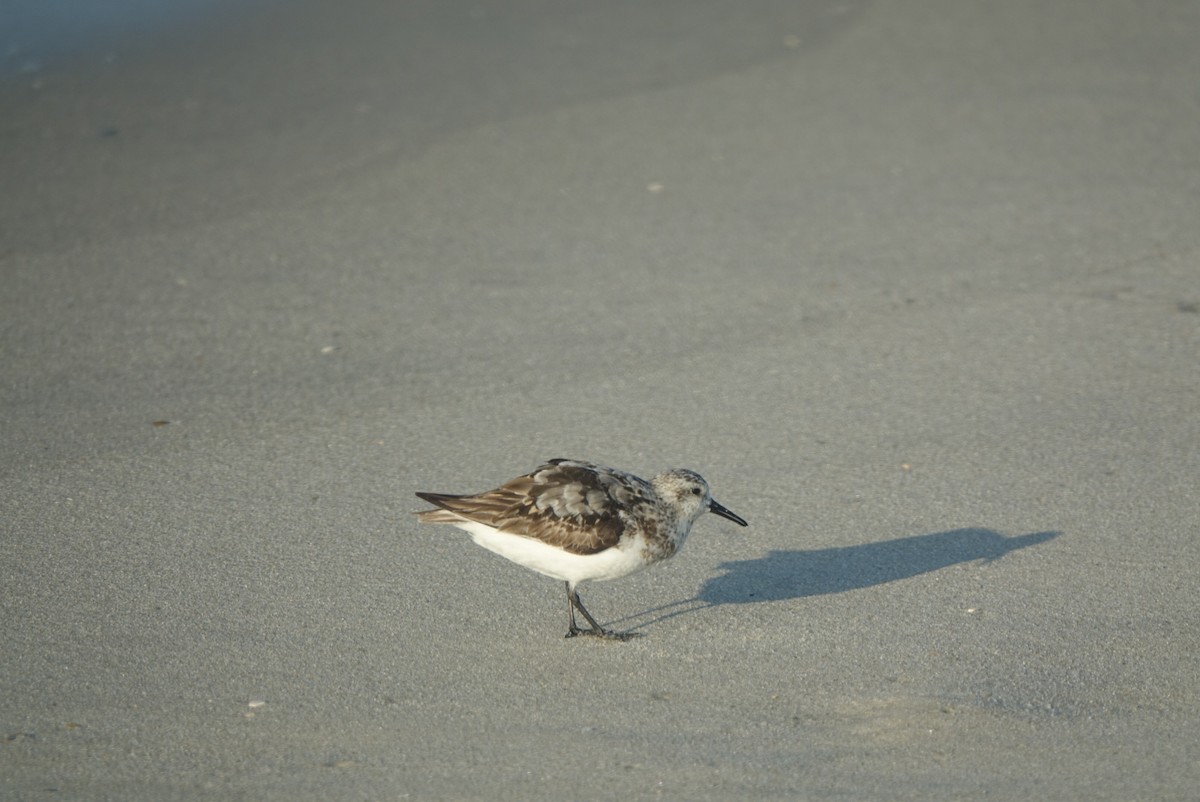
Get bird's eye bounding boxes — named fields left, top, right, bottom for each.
left=691, top=486, right=702, bottom=495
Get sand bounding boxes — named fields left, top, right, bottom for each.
left=2, top=1, right=1198, bottom=799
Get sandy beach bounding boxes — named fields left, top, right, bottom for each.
left=3, top=1, right=1198, bottom=799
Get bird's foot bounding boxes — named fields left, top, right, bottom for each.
left=566, top=626, right=642, bottom=641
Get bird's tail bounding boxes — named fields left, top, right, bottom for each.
left=414, top=491, right=470, bottom=524
left=415, top=508, right=467, bottom=524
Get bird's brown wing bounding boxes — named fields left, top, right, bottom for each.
left=415, top=459, right=657, bottom=555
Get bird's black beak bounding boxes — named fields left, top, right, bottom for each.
left=709, top=499, right=748, bottom=527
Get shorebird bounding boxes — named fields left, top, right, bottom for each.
left=415, top=458, right=748, bottom=640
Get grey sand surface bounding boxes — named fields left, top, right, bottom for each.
left=2, top=1, right=1198, bottom=799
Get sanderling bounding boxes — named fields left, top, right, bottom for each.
left=415, top=458, right=748, bottom=640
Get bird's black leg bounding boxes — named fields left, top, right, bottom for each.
left=565, top=582, right=581, bottom=635
left=564, top=582, right=640, bottom=641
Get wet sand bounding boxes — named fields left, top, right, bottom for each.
left=3, top=1, right=1198, bottom=799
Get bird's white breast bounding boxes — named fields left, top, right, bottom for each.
left=452, top=520, right=654, bottom=585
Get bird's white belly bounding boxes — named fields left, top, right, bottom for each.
left=452, top=521, right=651, bottom=585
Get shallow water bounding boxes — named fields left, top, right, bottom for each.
left=1, top=0, right=254, bottom=71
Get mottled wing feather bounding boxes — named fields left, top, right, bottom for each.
left=415, top=459, right=657, bottom=555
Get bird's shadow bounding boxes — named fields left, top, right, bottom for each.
left=612, top=528, right=1060, bottom=631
